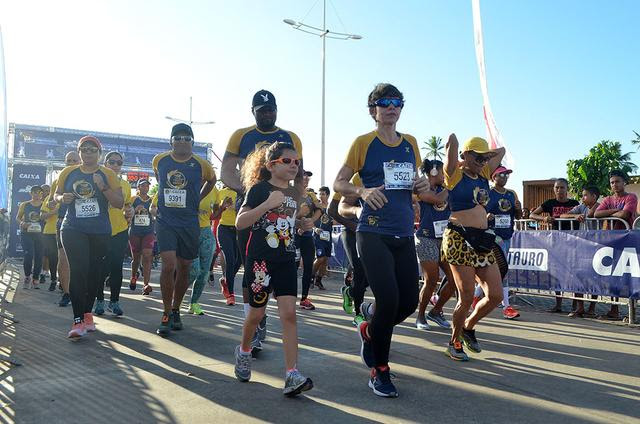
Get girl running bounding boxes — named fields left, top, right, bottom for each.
left=233, top=142, right=314, bottom=397
left=17, top=185, right=44, bottom=289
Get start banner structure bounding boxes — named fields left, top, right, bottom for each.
left=505, top=230, right=640, bottom=299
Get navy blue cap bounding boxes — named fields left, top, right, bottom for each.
left=252, top=90, right=277, bottom=110
left=171, top=123, right=194, bottom=138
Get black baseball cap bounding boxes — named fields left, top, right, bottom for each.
left=252, top=90, right=277, bottom=110
left=171, top=123, right=194, bottom=138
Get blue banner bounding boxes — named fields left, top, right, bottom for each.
left=505, top=230, right=640, bottom=299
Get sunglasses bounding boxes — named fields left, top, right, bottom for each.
left=372, top=98, right=404, bottom=108
left=172, top=136, right=193, bottom=143
left=468, top=152, right=490, bottom=164
left=271, top=157, right=300, bottom=166
left=107, top=159, right=123, bottom=166
left=79, top=146, right=100, bottom=153
left=496, top=172, right=510, bottom=178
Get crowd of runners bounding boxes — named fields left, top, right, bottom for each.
left=15, top=83, right=634, bottom=399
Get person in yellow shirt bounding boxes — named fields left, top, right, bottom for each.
left=216, top=185, right=240, bottom=306
left=95, top=151, right=133, bottom=316
left=187, top=184, right=219, bottom=315
left=40, top=186, right=60, bottom=291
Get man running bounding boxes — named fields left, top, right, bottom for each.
left=153, top=123, right=216, bottom=336
left=220, top=90, right=303, bottom=347
left=312, top=186, right=333, bottom=290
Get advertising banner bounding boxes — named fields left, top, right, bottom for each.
left=9, top=164, right=47, bottom=256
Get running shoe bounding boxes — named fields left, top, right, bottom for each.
left=58, top=293, right=70, bottom=307
left=503, top=306, right=520, bottom=320
left=283, top=370, right=313, bottom=397
left=352, top=314, right=365, bottom=327
left=299, top=298, right=316, bottom=310
left=39, top=274, right=46, bottom=285
left=234, top=345, right=252, bottom=382
left=358, top=321, right=374, bottom=368
left=156, top=313, right=172, bottom=337
left=142, top=284, right=152, bottom=295
left=220, top=277, right=230, bottom=299
left=415, top=315, right=430, bottom=330
left=368, top=367, right=398, bottom=398
left=67, top=322, right=86, bottom=338
left=360, top=302, right=374, bottom=322
left=250, top=332, right=263, bottom=355
left=256, top=315, right=267, bottom=342
left=48, top=279, right=57, bottom=292
left=129, top=276, right=137, bottom=291
left=108, top=301, right=124, bottom=316
left=94, top=300, right=105, bottom=316
left=171, top=310, right=183, bottom=330
left=341, top=285, right=354, bottom=315
left=226, top=294, right=236, bottom=306
left=426, top=310, right=451, bottom=329
left=22, top=276, right=31, bottom=290
left=461, top=328, right=481, bottom=353
left=445, top=340, right=469, bottom=361
left=314, top=277, right=326, bottom=290
left=31, top=278, right=40, bottom=289
left=189, top=303, right=204, bottom=315
left=83, top=313, right=96, bottom=332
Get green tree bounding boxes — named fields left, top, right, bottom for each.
left=149, top=184, right=158, bottom=197
left=566, top=140, right=637, bottom=197
left=422, top=136, right=444, bottom=161
left=632, top=130, right=640, bottom=149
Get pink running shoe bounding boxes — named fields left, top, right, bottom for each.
left=68, top=322, right=86, bottom=338
left=83, top=313, right=96, bottom=332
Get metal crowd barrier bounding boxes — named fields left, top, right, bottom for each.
left=512, top=217, right=636, bottom=325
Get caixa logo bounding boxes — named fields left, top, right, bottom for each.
left=507, top=248, right=548, bottom=271
left=18, top=174, right=41, bottom=180
left=592, top=247, right=640, bottom=277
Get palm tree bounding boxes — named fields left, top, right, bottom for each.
left=422, top=136, right=444, bottom=161
left=632, top=130, right=640, bottom=150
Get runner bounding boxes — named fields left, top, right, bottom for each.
left=187, top=182, right=218, bottom=315
left=55, top=136, right=124, bottom=338
left=233, top=142, right=313, bottom=397
left=333, top=83, right=429, bottom=397
left=296, top=172, right=322, bottom=309
left=17, top=185, right=44, bottom=289
left=39, top=184, right=51, bottom=285
left=220, top=89, right=303, bottom=347
left=486, top=165, right=522, bottom=319
left=40, top=185, right=60, bottom=291
left=216, top=185, right=241, bottom=306
left=50, top=151, right=81, bottom=306
left=414, top=159, right=456, bottom=330
left=441, top=134, right=505, bottom=361
left=312, top=186, right=333, bottom=290
left=153, top=123, right=216, bottom=337
left=95, top=151, right=133, bottom=316
left=129, top=179, right=156, bottom=295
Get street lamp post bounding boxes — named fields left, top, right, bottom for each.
left=165, top=96, right=220, bottom=162
left=284, top=0, right=362, bottom=185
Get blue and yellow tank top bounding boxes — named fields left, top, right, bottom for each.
left=130, top=195, right=155, bottom=236
left=417, top=186, right=451, bottom=238
left=487, top=187, right=517, bottom=240
left=444, top=165, right=491, bottom=212
left=226, top=125, right=303, bottom=160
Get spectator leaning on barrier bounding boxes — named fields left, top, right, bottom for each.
left=559, top=186, right=600, bottom=230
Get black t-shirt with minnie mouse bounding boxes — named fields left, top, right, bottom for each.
left=243, top=180, right=299, bottom=263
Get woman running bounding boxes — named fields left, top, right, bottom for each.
left=233, top=142, right=314, bottom=397
left=311, top=186, right=333, bottom=290
left=334, top=83, right=429, bottom=398
left=55, top=136, right=123, bottom=338
left=129, top=179, right=155, bottom=295
left=17, top=185, right=44, bottom=289
left=216, top=185, right=241, bottom=306
left=441, top=135, right=504, bottom=360
left=295, top=171, right=322, bottom=310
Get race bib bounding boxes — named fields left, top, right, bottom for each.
left=134, top=215, right=151, bottom=226
left=433, top=220, right=448, bottom=238
left=27, top=223, right=42, bottom=233
left=164, top=188, right=186, bottom=208
left=495, top=215, right=511, bottom=228
left=320, top=230, right=331, bottom=241
left=75, top=198, right=100, bottom=218
left=383, top=162, right=414, bottom=190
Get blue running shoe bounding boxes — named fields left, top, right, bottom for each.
left=108, top=301, right=124, bottom=316
left=368, top=367, right=398, bottom=398
left=426, top=310, right=451, bottom=329
left=94, top=300, right=105, bottom=316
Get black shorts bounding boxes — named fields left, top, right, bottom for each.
left=245, top=258, right=297, bottom=308
left=315, top=241, right=332, bottom=258
left=156, top=220, right=199, bottom=260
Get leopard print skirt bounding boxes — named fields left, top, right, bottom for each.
left=441, top=228, right=496, bottom=268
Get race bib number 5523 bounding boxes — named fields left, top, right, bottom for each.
left=383, top=162, right=414, bottom=190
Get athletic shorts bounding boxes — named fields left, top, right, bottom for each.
left=129, top=233, right=156, bottom=254
left=415, top=235, right=441, bottom=262
left=245, top=258, right=297, bottom=308
left=315, top=241, right=332, bottom=258
left=156, top=220, right=199, bottom=260
left=441, top=228, right=496, bottom=268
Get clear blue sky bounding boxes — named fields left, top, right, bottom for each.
left=2, top=0, right=639, bottom=198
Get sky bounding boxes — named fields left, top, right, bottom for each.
left=1, top=0, right=639, bottom=199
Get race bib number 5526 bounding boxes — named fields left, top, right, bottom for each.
left=383, top=162, right=414, bottom=190
left=75, top=198, right=100, bottom=218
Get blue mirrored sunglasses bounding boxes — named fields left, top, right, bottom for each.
left=373, top=98, right=404, bottom=108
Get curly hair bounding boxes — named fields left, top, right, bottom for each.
left=241, top=142, right=297, bottom=191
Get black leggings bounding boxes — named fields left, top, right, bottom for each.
left=61, top=229, right=109, bottom=320
left=295, top=235, right=315, bottom=299
left=217, top=225, right=241, bottom=294
left=341, top=229, right=368, bottom=313
left=42, top=234, right=59, bottom=281
left=356, top=232, right=419, bottom=367
left=97, top=230, right=129, bottom=302
left=21, top=232, right=43, bottom=277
